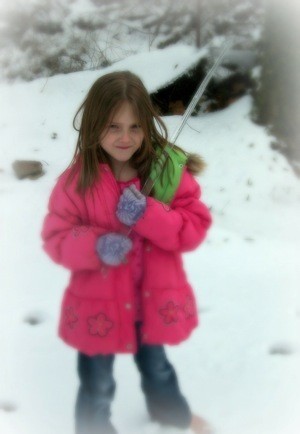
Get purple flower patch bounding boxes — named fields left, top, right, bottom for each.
left=88, top=313, right=114, bottom=337
left=72, top=225, right=89, bottom=238
left=183, top=296, right=196, bottom=319
left=159, top=301, right=180, bottom=324
left=64, top=306, right=78, bottom=329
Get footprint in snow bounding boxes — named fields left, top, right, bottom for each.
left=0, top=401, right=17, bottom=412
left=269, top=342, right=295, bottom=356
left=23, top=311, right=47, bottom=326
left=198, top=306, right=210, bottom=314
left=244, top=237, right=255, bottom=242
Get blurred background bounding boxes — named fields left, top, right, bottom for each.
left=0, top=2, right=300, bottom=433
left=0, top=0, right=299, bottom=173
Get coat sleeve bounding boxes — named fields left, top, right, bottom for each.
left=133, top=168, right=212, bottom=252
left=41, top=174, right=106, bottom=271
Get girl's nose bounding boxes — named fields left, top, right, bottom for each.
left=120, top=130, right=131, bottom=143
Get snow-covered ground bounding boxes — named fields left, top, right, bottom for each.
left=0, top=45, right=300, bottom=434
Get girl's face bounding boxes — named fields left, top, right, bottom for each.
left=100, top=101, right=144, bottom=170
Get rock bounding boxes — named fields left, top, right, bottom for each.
left=12, top=160, right=44, bottom=180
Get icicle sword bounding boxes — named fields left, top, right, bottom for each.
left=123, top=41, right=231, bottom=241
left=141, top=41, right=231, bottom=196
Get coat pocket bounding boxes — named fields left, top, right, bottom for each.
left=59, top=290, right=120, bottom=355
left=154, top=284, right=198, bottom=323
left=142, top=284, right=199, bottom=344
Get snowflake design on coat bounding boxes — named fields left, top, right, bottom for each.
left=72, top=225, right=89, bottom=238
left=64, top=306, right=78, bottom=329
left=88, top=312, right=114, bottom=337
left=159, top=301, right=180, bottom=324
left=183, top=296, right=196, bottom=319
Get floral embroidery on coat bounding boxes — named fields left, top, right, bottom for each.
left=88, top=312, right=114, bottom=337
left=64, top=306, right=78, bottom=329
left=183, top=296, right=196, bottom=319
left=159, top=301, right=180, bottom=324
left=72, top=225, right=89, bottom=238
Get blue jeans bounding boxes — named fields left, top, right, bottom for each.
left=75, top=325, right=191, bottom=434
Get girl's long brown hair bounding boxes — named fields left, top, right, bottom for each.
left=66, top=70, right=204, bottom=193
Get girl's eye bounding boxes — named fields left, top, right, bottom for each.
left=131, top=125, right=141, bottom=131
left=109, top=124, right=119, bottom=130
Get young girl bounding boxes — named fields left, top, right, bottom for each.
left=41, top=71, right=212, bottom=434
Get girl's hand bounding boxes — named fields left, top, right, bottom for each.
left=96, top=233, right=132, bottom=266
left=116, top=184, right=146, bottom=226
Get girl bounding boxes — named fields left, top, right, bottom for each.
left=41, top=71, right=212, bottom=434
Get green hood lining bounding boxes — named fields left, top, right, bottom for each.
left=150, top=145, right=188, bottom=204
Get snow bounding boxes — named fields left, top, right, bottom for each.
left=0, top=45, right=300, bottom=434
left=210, top=47, right=257, bottom=71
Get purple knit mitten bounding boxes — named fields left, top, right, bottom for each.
left=116, top=184, right=146, bottom=226
left=96, top=233, right=132, bottom=266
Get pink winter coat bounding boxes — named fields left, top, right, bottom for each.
left=41, top=163, right=212, bottom=355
